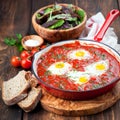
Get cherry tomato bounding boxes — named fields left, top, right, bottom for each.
left=40, top=45, right=47, bottom=49
left=31, top=48, right=39, bottom=56
left=11, top=56, right=21, bottom=67
left=20, top=50, right=31, bottom=59
left=21, top=58, right=32, bottom=69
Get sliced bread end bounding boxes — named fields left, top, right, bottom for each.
left=18, top=87, right=41, bottom=112
left=2, top=70, right=31, bottom=105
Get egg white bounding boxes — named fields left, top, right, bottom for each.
left=85, top=60, right=109, bottom=76
left=47, top=61, right=72, bottom=75
left=67, top=70, right=90, bottom=85
left=67, top=49, right=92, bottom=60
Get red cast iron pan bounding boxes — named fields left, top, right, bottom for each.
left=32, top=9, right=120, bottom=100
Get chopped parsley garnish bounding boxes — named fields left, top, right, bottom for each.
left=44, top=70, right=51, bottom=76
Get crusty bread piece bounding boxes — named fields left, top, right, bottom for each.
left=18, top=71, right=41, bottom=112
left=25, top=71, right=39, bottom=87
left=18, top=86, right=41, bottom=112
left=2, top=70, right=31, bottom=105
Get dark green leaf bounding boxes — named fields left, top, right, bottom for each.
left=67, top=4, right=75, bottom=12
left=16, top=43, right=23, bottom=52
left=4, top=37, right=16, bottom=46
left=67, top=17, right=77, bottom=22
left=75, top=20, right=81, bottom=25
left=76, top=10, right=85, bottom=22
left=44, top=7, right=54, bottom=14
left=44, top=70, right=51, bottom=76
left=59, top=84, right=64, bottom=89
left=56, top=54, right=62, bottom=59
left=48, top=14, right=73, bottom=21
left=101, top=54, right=106, bottom=60
left=4, top=33, right=23, bottom=52
left=36, top=13, right=41, bottom=20
left=49, top=19, right=65, bottom=29
left=16, top=33, right=22, bottom=40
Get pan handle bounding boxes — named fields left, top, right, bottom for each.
left=94, top=9, right=120, bottom=42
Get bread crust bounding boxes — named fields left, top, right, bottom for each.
left=2, top=87, right=30, bottom=105
left=18, top=87, right=41, bottom=112
left=18, top=71, right=42, bottom=112
left=25, top=71, right=39, bottom=87
left=2, top=70, right=31, bottom=105
left=2, top=70, right=42, bottom=112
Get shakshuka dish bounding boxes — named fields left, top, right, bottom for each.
left=36, top=41, right=120, bottom=91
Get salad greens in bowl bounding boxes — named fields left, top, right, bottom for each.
left=32, top=3, right=87, bottom=42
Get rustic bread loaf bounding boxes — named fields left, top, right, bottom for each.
left=2, top=70, right=31, bottom=105
left=18, top=86, right=41, bottom=112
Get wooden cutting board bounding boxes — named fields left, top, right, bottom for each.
left=40, top=81, right=120, bottom=116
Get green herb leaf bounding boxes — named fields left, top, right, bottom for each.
left=44, top=7, right=54, bottom=14
left=101, top=54, right=106, bottom=60
left=4, top=37, right=16, bottom=46
left=36, top=13, right=41, bottom=19
left=4, top=33, right=23, bottom=52
left=67, top=17, right=77, bottom=22
left=16, top=43, right=24, bottom=52
left=16, top=33, right=22, bottom=40
left=59, top=84, right=65, bottom=89
left=49, top=19, right=65, bottom=29
left=48, top=14, right=73, bottom=21
left=75, top=20, right=81, bottom=25
left=76, top=10, right=85, bottom=22
left=44, top=70, right=51, bottom=76
left=67, top=4, right=75, bottom=11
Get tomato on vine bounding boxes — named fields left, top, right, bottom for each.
left=21, top=58, right=32, bottom=69
left=20, top=50, right=31, bottom=59
left=11, top=56, right=21, bottom=67
left=31, top=48, right=39, bottom=56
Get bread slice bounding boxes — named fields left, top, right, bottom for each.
left=2, top=70, right=30, bottom=105
left=18, top=86, right=41, bottom=112
left=18, top=71, right=41, bottom=112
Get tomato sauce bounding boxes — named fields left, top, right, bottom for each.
left=37, top=41, right=120, bottom=91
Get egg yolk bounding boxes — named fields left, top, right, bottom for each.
left=79, top=76, right=88, bottom=83
left=75, top=51, right=85, bottom=57
left=55, top=63, right=64, bottom=69
left=95, top=64, right=105, bottom=70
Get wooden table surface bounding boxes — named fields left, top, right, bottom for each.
left=0, top=0, right=120, bottom=120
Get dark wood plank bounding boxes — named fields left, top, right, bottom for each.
left=0, top=0, right=31, bottom=120
left=118, top=0, right=120, bottom=8
left=0, top=0, right=31, bottom=38
left=0, top=0, right=32, bottom=78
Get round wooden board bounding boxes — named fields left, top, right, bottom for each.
left=40, top=81, right=120, bottom=116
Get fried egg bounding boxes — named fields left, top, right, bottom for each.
left=47, top=61, right=72, bottom=75
left=67, top=71, right=90, bottom=85
left=67, top=49, right=92, bottom=60
left=85, top=60, right=109, bottom=76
